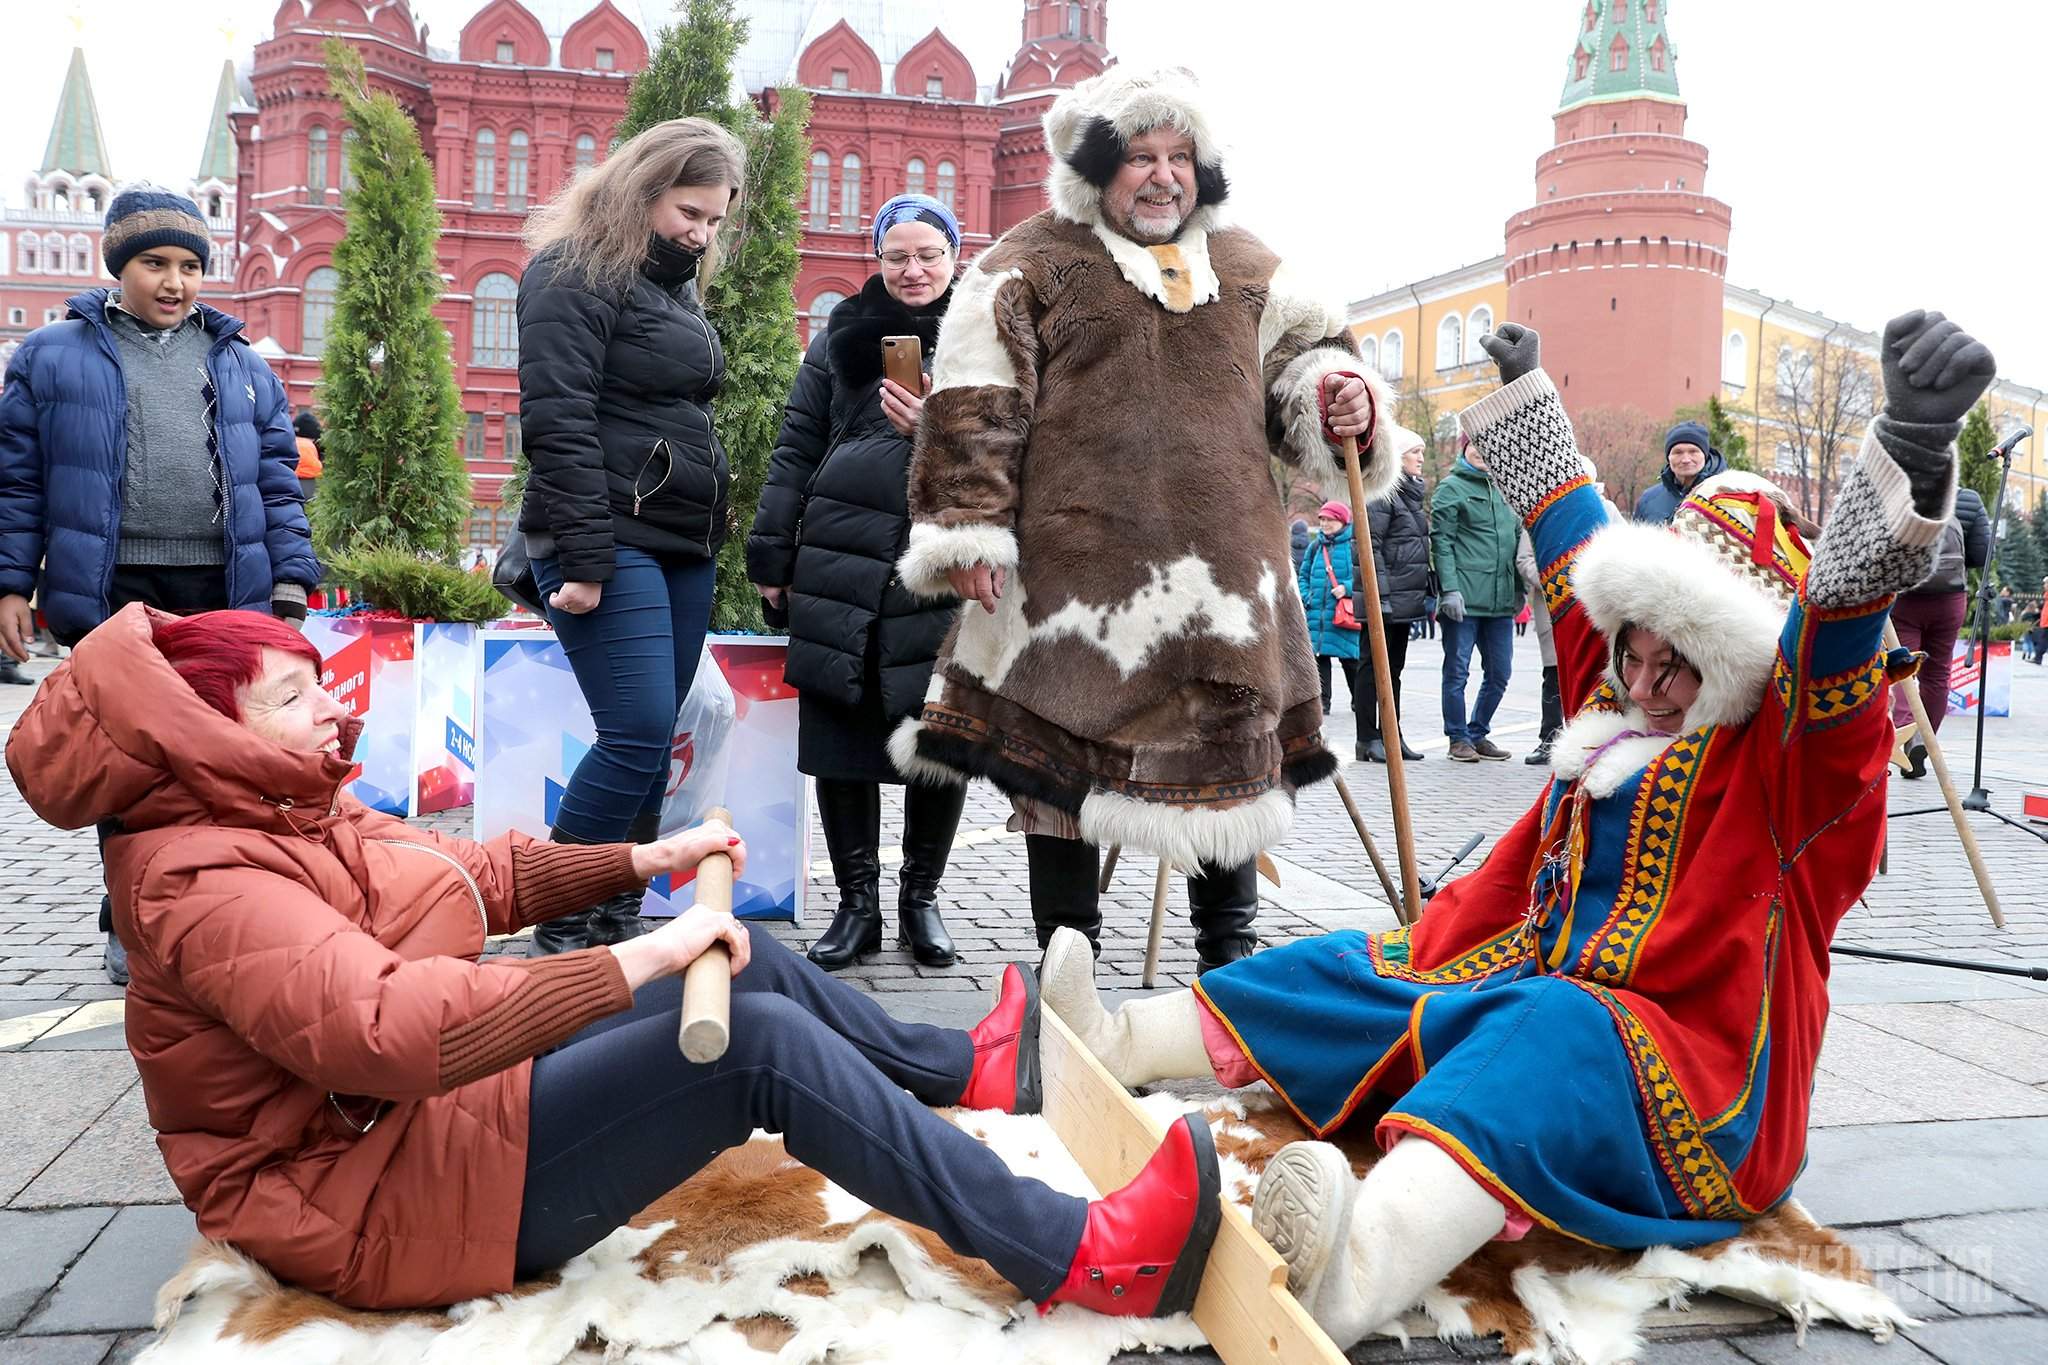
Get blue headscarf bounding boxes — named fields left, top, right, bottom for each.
left=871, top=193, right=960, bottom=256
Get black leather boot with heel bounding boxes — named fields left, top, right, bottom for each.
left=1026, top=834, right=1102, bottom=955
left=1187, top=859, right=1259, bottom=974
left=531, top=826, right=601, bottom=956
left=897, top=780, right=966, bottom=966
left=808, top=778, right=884, bottom=970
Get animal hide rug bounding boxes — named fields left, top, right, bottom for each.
left=136, top=1092, right=1907, bottom=1365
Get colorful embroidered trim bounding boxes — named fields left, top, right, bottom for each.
left=1369, top=921, right=1533, bottom=985
left=1580, top=729, right=1712, bottom=985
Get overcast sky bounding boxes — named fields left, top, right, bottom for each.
left=7, top=1, right=2045, bottom=388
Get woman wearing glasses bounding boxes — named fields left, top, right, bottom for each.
left=747, top=195, right=968, bottom=970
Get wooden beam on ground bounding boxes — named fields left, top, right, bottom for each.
left=1038, top=1005, right=1346, bottom=1364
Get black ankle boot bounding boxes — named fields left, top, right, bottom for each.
left=898, top=780, right=966, bottom=967
left=587, top=810, right=660, bottom=946
left=532, top=827, right=604, bottom=956
left=809, top=779, right=883, bottom=970
left=1187, top=859, right=1259, bottom=974
left=1026, top=834, right=1102, bottom=953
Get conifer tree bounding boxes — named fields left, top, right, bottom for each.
left=310, top=40, right=468, bottom=560
left=1669, top=392, right=1751, bottom=472
left=615, top=0, right=811, bottom=631
left=1997, top=496, right=2044, bottom=596
left=1956, top=401, right=1999, bottom=511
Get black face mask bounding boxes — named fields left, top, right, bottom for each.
left=643, top=232, right=704, bottom=287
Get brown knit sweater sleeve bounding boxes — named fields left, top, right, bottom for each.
left=439, top=948, right=632, bottom=1090
left=511, top=841, right=645, bottom=929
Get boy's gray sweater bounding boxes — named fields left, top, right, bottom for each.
left=105, top=297, right=225, bottom=566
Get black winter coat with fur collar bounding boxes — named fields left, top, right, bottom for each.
left=746, top=275, right=956, bottom=721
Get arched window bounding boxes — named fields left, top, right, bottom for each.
left=207, top=192, right=223, bottom=219
left=301, top=266, right=339, bottom=356
left=841, top=153, right=862, bottom=224
left=19, top=236, right=37, bottom=273
left=1650, top=37, right=1667, bottom=72
left=1381, top=329, right=1403, bottom=381
left=506, top=130, right=530, bottom=211
left=1465, top=306, right=1493, bottom=362
left=308, top=126, right=329, bottom=194
left=935, top=160, right=956, bottom=212
left=1358, top=334, right=1377, bottom=372
left=806, top=289, right=845, bottom=344
left=1723, top=331, right=1747, bottom=387
left=473, top=129, right=496, bottom=209
left=1775, top=344, right=1801, bottom=400
left=905, top=157, right=926, bottom=198
left=1435, top=313, right=1463, bottom=371
left=808, top=151, right=830, bottom=227
left=574, top=133, right=596, bottom=171
left=1610, top=33, right=1629, bottom=73
left=471, top=272, right=518, bottom=367
left=1610, top=0, right=1626, bottom=18
left=341, top=129, right=358, bottom=192
left=44, top=234, right=66, bottom=274
left=68, top=233, right=90, bottom=275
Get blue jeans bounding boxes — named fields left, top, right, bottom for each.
left=533, top=547, right=717, bottom=841
left=1440, top=614, right=1514, bottom=744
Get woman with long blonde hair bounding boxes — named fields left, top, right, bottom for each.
left=516, top=117, right=744, bottom=954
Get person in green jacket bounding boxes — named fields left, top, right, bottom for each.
left=1429, top=438, right=1522, bottom=761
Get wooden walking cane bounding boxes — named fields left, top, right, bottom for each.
left=1342, top=433, right=1423, bottom=924
left=1882, top=625, right=2004, bottom=928
left=679, top=805, right=739, bottom=1062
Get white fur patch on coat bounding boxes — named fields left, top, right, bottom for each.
left=1546, top=708, right=1686, bottom=798
left=1045, top=66, right=1225, bottom=229
left=1571, top=520, right=1786, bottom=730
left=1089, top=213, right=1221, bottom=310
left=928, top=265, right=1025, bottom=396
left=897, top=522, right=1019, bottom=599
left=1271, top=348, right=1406, bottom=508
left=1079, top=786, right=1294, bottom=873
left=888, top=715, right=967, bottom=787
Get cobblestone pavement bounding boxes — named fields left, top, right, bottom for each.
left=3, top=631, right=2044, bottom=1361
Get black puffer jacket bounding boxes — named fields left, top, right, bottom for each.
left=516, top=248, right=728, bottom=581
left=1365, top=471, right=1432, bottom=622
left=746, top=275, right=956, bottom=717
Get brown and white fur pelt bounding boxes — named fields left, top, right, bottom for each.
left=138, top=1092, right=1906, bottom=1365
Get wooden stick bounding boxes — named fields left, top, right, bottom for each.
left=679, top=805, right=737, bottom=1063
left=1142, top=858, right=1172, bottom=988
left=1342, top=434, right=1423, bottom=923
left=1098, top=844, right=1121, bottom=895
left=1038, top=1002, right=1346, bottom=1363
left=1883, top=625, right=2004, bottom=928
left=1332, top=773, right=1403, bottom=917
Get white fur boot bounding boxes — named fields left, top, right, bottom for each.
left=1039, top=926, right=1214, bottom=1087
left=1252, top=1136, right=1506, bottom=1349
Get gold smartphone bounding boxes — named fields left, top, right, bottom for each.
left=882, top=335, right=924, bottom=391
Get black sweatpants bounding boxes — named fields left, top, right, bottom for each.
left=516, top=925, right=1088, bottom=1299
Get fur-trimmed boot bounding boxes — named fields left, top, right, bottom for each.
left=1026, top=834, right=1102, bottom=954
left=897, top=780, right=966, bottom=967
left=1040, top=927, right=1214, bottom=1088
left=1250, top=1137, right=1505, bottom=1349
left=1187, top=859, right=1259, bottom=973
left=1043, top=1114, right=1223, bottom=1318
left=585, top=809, right=659, bottom=947
left=809, top=779, right=884, bottom=969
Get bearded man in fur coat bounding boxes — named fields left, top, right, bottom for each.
left=890, top=67, right=1412, bottom=970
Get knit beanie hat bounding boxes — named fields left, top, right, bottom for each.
left=872, top=193, right=960, bottom=255
left=1316, top=499, right=1352, bottom=526
left=1664, top=421, right=1712, bottom=459
left=102, top=187, right=211, bottom=277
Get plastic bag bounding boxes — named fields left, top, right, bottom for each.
left=660, top=645, right=738, bottom=832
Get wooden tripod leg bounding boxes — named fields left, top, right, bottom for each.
left=1885, top=622, right=2004, bottom=928
left=1143, top=858, right=1171, bottom=988
left=1333, top=773, right=1404, bottom=921
left=1037, top=1003, right=1348, bottom=1364
left=1098, top=844, right=1121, bottom=895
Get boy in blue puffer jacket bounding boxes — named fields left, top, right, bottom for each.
left=0, top=187, right=320, bottom=982
left=1298, top=499, right=1366, bottom=758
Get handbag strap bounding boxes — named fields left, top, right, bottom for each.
left=1319, top=540, right=1345, bottom=594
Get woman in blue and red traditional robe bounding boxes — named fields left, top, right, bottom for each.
left=1040, top=311, right=1996, bottom=1346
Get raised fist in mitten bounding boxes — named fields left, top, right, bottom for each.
left=1882, top=311, right=1996, bottom=426
left=1479, top=323, right=1540, bottom=386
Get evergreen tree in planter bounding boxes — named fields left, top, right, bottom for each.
left=312, top=42, right=487, bottom=618
left=614, top=0, right=810, bottom=632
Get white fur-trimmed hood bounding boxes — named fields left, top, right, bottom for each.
left=1571, top=519, right=1786, bottom=731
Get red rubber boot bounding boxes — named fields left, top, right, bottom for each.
left=957, top=961, right=1042, bottom=1114
left=1043, top=1113, right=1222, bottom=1318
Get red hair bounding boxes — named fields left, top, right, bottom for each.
left=151, top=611, right=324, bottom=721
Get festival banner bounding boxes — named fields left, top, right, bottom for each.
left=306, top=616, right=482, bottom=817
left=475, top=630, right=805, bottom=921
left=1946, top=638, right=2012, bottom=719
left=413, top=623, right=481, bottom=814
